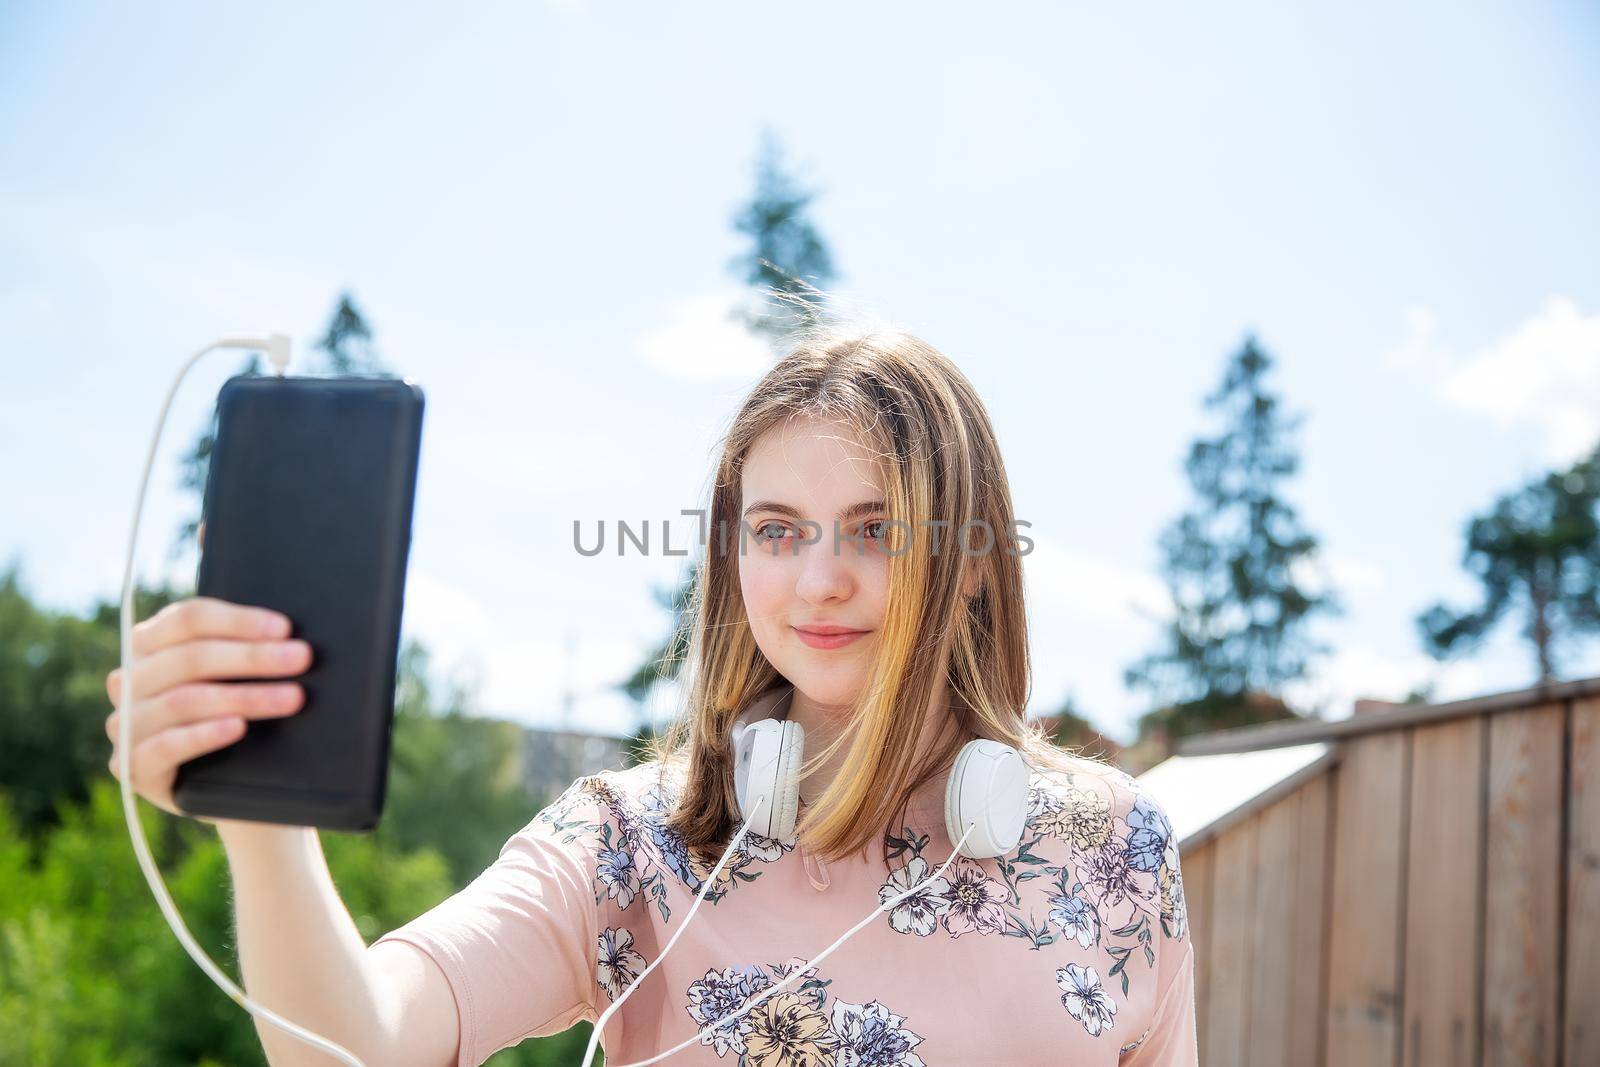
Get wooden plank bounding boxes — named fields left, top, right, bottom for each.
left=1182, top=841, right=1215, bottom=1055
left=1565, top=696, right=1599, bottom=1067
left=1247, top=788, right=1300, bottom=1067
left=1203, top=817, right=1257, bottom=1066
left=1484, top=703, right=1563, bottom=1067
left=1173, top=746, right=1336, bottom=854
left=1402, top=716, right=1484, bottom=1067
left=1179, top=676, right=1600, bottom=756
left=1289, top=770, right=1332, bottom=1067
left=1325, top=730, right=1410, bottom=1067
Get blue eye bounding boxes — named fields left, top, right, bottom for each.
left=863, top=519, right=887, bottom=540
left=755, top=522, right=791, bottom=544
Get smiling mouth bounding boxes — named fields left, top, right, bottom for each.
left=792, top=627, right=870, bottom=649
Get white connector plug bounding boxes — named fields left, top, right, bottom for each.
left=216, top=334, right=292, bottom=375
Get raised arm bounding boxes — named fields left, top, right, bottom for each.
left=219, top=821, right=461, bottom=1067
left=103, top=596, right=461, bottom=1067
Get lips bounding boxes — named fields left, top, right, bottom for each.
left=793, top=626, right=870, bottom=650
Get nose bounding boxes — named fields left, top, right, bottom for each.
left=793, top=526, right=858, bottom=604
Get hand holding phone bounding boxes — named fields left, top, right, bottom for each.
left=104, top=596, right=312, bottom=826
left=168, top=374, right=425, bottom=831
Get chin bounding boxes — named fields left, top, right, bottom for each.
left=785, top=668, right=867, bottom=715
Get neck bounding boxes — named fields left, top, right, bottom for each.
left=785, top=676, right=959, bottom=809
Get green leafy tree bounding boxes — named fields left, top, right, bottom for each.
left=0, top=779, right=455, bottom=1066
left=0, top=559, right=184, bottom=839
left=1416, top=442, right=1600, bottom=683
left=0, top=599, right=591, bottom=1065
left=1124, top=334, right=1342, bottom=740
left=378, top=641, right=541, bottom=885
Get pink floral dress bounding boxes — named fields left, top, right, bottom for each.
left=375, top=754, right=1197, bottom=1066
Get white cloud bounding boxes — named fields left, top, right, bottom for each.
left=1384, top=296, right=1600, bottom=467
left=635, top=291, right=773, bottom=382
left=1021, top=529, right=1169, bottom=625
left=1281, top=641, right=1492, bottom=720
left=401, top=564, right=651, bottom=736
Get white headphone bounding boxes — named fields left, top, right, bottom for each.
left=582, top=683, right=1034, bottom=1067
left=731, top=683, right=1031, bottom=861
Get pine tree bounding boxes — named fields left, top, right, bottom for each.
left=727, top=126, right=838, bottom=347
left=1124, top=334, right=1342, bottom=740
left=169, top=290, right=391, bottom=561
left=311, top=290, right=393, bottom=378
left=1416, top=442, right=1600, bottom=684
left=620, top=131, right=840, bottom=726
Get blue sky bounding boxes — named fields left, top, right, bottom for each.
left=3, top=2, right=1597, bottom=740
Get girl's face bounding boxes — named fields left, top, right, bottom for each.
left=738, top=415, right=891, bottom=712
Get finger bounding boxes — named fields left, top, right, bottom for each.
left=122, top=636, right=312, bottom=704
left=107, top=681, right=303, bottom=744
left=131, top=597, right=291, bottom=659
left=125, top=715, right=248, bottom=792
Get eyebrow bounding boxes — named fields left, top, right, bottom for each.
left=742, top=499, right=887, bottom=523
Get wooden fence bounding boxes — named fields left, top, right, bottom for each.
left=1177, top=691, right=1599, bottom=1067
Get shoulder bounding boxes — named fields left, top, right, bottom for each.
left=534, top=758, right=685, bottom=833
left=529, top=757, right=791, bottom=924
left=1028, top=754, right=1175, bottom=840
left=1024, top=755, right=1190, bottom=944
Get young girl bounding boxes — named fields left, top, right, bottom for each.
left=107, top=324, right=1195, bottom=1066
left=372, top=325, right=1197, bottom=1065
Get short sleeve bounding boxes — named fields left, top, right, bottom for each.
left=1116, top=772, right=1198, bottom=1066
left=372, top=775, right=612, bottom=1067
left=1119, top=940, right=1197, bottom=1065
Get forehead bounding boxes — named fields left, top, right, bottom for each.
left=741, top=414, right=884, bottom=504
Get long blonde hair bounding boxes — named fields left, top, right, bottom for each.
left=642, top=320, right=1098, bottom=867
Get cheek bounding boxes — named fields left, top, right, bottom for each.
left=738, top=552, right=787, bottom=629
left=857, top=554, right=890, bottom=616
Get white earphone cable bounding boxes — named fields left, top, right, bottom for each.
left=602, top=816, right=980, bottom=1067
left=580, top=792, right=771, bottom=1067
left=118, top=337, right=367, bottom=1066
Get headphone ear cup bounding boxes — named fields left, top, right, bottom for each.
left=945, top=740, right=1029, bottom=860
left=771, top=720, right=805, bottom=842
left=736, top=719, right=805, bottom=843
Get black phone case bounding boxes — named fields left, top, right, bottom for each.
left=171, top=374, right=425, bottom=832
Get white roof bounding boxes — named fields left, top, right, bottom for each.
left=1135, top=741, right=1332, bottom=849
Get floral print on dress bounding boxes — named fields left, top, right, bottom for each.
left=875, top=766, right=1190, bottom=1039
left=544, top=758, right=1189, bottom=1051
left=533, top=768, right=793, bottom=925
left=1056, top=962, right=1117, bottom=1036
left=597, top=926, right=647, bottom=1002
left=684, top=957, right=927, bottom=1067
left=876, top=855, right=952, bottom=937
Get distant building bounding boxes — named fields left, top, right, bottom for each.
left=520, top=726, right=630, bottom=807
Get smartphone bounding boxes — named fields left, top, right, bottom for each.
left=171, top=374, right=425, bottom=831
